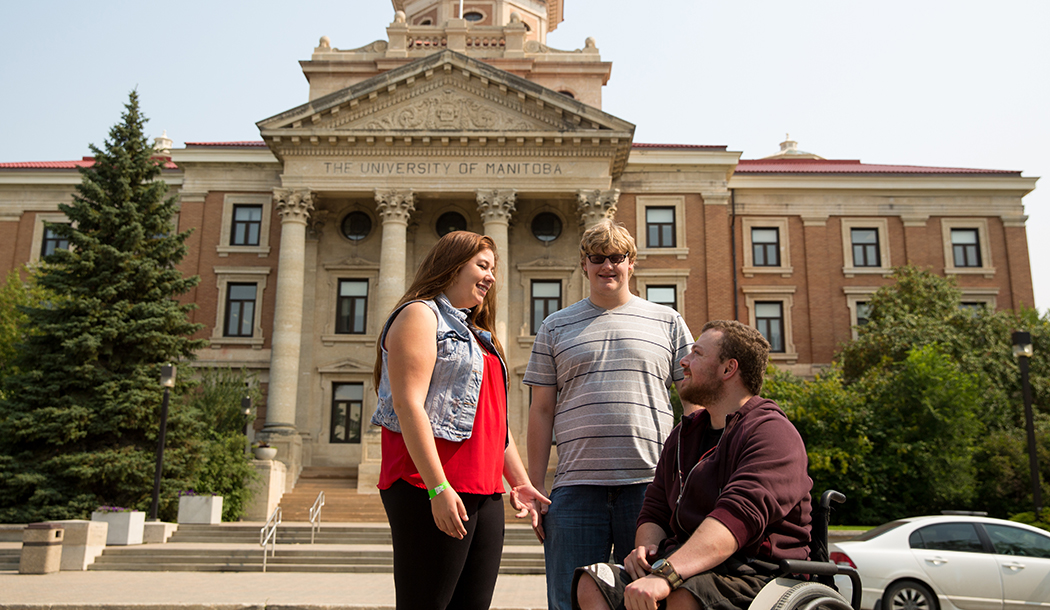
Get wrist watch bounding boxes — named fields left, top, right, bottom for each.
left=650, top=558, right=684, bottom=590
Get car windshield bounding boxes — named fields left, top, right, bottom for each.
left=851, top=520, right=909, bottom=541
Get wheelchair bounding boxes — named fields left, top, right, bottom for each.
left=747, top=491, right=862, bottom=610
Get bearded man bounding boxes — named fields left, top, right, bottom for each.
left=572, top=320, right=813, bottom=610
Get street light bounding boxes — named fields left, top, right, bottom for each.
left=1012, top=331, right=1043, bottom=517
left=149, top=364, right=176, bottom=521
left=242, top=392, right=253, bottom=457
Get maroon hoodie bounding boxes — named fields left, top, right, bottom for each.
left=637, top=396, right=813, bottom=562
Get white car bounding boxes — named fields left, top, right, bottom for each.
left=830, top=514, right=1050, bottom=610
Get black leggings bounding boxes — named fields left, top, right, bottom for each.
left=380, top=479, right=505, bottom=610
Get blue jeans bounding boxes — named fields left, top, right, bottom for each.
left=543, top=483, right=649, bottom=610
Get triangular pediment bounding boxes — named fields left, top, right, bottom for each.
left=257, top=50, right=635, bottom=176
left=317, top=357, right=374, bottom=375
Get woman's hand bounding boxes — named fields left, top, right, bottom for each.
left=430, top=488, right=469, bottom=539
left=509, top=483, right=551, bottom=531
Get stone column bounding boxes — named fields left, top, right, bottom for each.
left=477, top=189, right=516, bottom=347
left=576, top=189, right=620, bottom=229
left=264, top=188, right=314, bottom=436
left=374, top=189, right=416, bottom=320
left=359, top=189, right=415, bottom=493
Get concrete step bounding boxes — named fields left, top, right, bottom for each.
left=168, top=524, right=540, bottom=546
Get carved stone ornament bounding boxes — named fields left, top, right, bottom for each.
left=274, top=188, right=315, bottom=223
left=476, top=189, right=517, bottom=224
left=307, top=209, right=330, bottom=240
left=365, top=88, right=538, bottom=131
left=374, top=189, right=416, bottom=223
left=576, top=189, right=620, bottom=226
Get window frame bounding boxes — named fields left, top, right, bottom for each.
left=941, top=218, right=995, bottom=278
left=742, top=217, right=793, bottom=277
left=634, top=269, right=690, bottom=315
left=530, top=279, right=562, bottom=335
left=29, top=213, right=71, bottom=264
left=840, top=218, right=892, bottom=277
left=743, top=286, right=797, bottom=362
left=223, top=283, right=258, bottom=338
left=645, top=285, right=678, bottom=311
left=218, top=194, right=272, bottom=257
left=516, top=261, right=576, bottom=347
left=645, top=206, right=677, bottom=249
left=230, top=204, right=263, bottom=247
left=844, top=287, right=879, bottom=340
left=40, top=223, right=70, bottom=258
left=335, top=279, right=370, bottom=335
left=635, top=196, right=688, bottom=260
left=329, top=382, right=364, bottom=444
left=211, top=266, right=271, bottom=349
left=321, top=259, right=380, bottom=347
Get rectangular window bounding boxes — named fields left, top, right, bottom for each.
left=951, top=229, right=982, bottom=267
left=231, top=205, right=263, bottom=246
left=856, top=301, right=871, bottom=327
left=646, top=285, right=677, bottom=311
left=40, top=224, right=69, bottom=257
left=531, top=280, right=562, bottom=335
left=751, top=227, right=780, bottom=267
left=336, top=279, right=369, bottom=334
left=851, top=228, right=881, bottom=267
left=330, top=382, right=363, bottom=444
left=755, top=301, right=785, bottom=353
left=646, top=207, right=676, bottom=248
left=224, top=283, right=257, bottom=337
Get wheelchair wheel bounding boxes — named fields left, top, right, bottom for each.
left=771, top=582, right=853, bottom=610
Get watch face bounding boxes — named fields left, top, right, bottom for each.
left=652, top=559, right=668, bottom=573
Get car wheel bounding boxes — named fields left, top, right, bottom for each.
left=883, top=581, right=937, bottom=610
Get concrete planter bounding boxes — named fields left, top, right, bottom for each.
left=177, top=495, right=223, bottom=524
left=254, top=446, right=277, bottom=460
left=90, top=511, right=144, bottom=545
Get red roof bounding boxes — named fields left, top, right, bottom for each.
left=0, top=156, right=177, bottom=170
left=735, top=159, right=1019, bottom=176
left=184, top=141, right=268, bottom=147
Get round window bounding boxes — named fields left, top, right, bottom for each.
left=531, top=212, right=562, bottom=243
left=341, top=211, right=372, bottom=241
left=463, top=11, right=484, bottom=22
left=436, top=212, right=468, bottom=236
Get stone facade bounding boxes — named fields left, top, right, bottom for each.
left=0, top=1, right=1037, bottom=492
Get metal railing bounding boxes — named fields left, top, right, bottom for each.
left=309, top=490, right=325, bottom=544
left=259, top=506, right=281, bottom=572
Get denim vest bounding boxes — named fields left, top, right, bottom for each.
left=370, top=294, right=508, bottom=442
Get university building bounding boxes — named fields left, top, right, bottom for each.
left=0, top=0, right=1038, bottom=495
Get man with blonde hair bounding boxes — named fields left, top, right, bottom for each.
left=525, top=220, right=694, bottom=610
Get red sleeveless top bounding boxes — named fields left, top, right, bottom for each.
left=378, top=350, right=506, bottom=495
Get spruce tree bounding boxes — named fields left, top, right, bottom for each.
left=0, top=91, right=206, bottom=522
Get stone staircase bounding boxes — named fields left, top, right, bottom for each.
left=88, top=523, right=543, bottom=573
left=0, top=547, right=19, bottom=571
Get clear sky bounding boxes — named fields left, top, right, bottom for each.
left=2, top=1, right=1047, bottom=309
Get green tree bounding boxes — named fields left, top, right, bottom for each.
left=0, top=91, right=205, bottom=522
left=184, top=367, right=262, bottom=521
left=0, top=269, right=52, bottom=387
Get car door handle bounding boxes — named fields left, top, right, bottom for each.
left=1002, top=562, right=1025, bottom=571
left=925, top=557, right=948, bottom=566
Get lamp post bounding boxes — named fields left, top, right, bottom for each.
left=149, top=364, right=177, bottom=521
left=1012, top=331, right=1043, bottom=517
left=242, top=393, right=253, bottom=457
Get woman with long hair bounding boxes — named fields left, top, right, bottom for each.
left=370, top=231, right=549, bottom=610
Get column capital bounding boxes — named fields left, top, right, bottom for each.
left=375, top=189, right=416, bottom=224
left=577, top=188, right=620, bottom=228
left=273, top=188, right=315, bottom=223
left=476, top=189, right=517, bottom=224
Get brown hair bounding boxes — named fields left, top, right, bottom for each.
left=701, top=320, right=770, bottom=396
left=372, top=231, right=502, bottom=390
left=578, top=220, right=638, bottom=271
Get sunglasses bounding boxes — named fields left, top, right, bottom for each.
left=586, top=253, right=628, bottom=265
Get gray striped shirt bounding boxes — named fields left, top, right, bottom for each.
left=524, top=296, right=693, bottom=489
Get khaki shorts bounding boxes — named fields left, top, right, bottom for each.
left=572, top=561, right=773, bottom=610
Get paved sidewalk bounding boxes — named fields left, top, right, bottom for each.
left=0, top=569, right=548, bottom=609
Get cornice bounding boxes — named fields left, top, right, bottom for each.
left=171, top=148, right=280, bottom=165
left=728, top=173, right=1038, bottom=197
left=626, top=149, right=742, bottom=168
